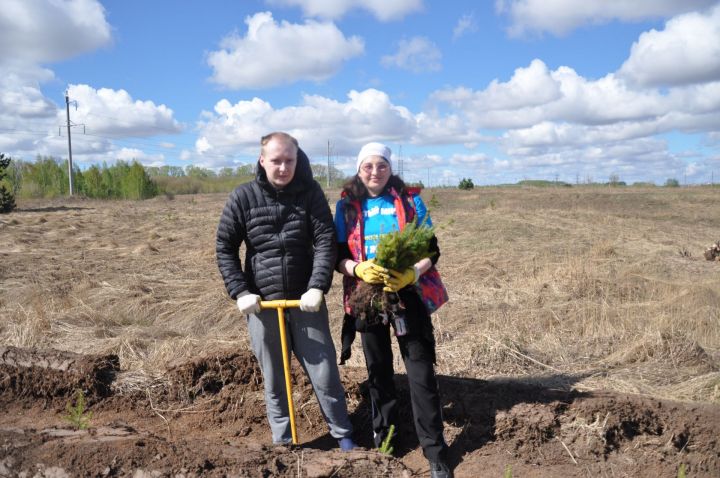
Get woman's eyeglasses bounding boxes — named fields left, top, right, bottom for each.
left=361, top=163, right=389, bottom=173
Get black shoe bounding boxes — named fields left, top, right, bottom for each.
left=429, top=459, right=454, bottom=478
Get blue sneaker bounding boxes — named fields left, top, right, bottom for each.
left=338, top=437, right=357, bottom=451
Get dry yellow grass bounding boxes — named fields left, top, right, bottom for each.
left=1, top=186, right=719, bottom=404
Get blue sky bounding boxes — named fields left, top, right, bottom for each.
left=1, top=0, right=719, bottom=186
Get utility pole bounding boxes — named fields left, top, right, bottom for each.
left=326, top=140, right=331, bottom=188
left=398, top=144, right=403, bottom=180
left=65, top=91, right=74, bottom=195
left=427, top=167, right=430, bottom=188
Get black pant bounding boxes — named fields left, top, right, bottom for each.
left=359, top=292, right=447, bottom=462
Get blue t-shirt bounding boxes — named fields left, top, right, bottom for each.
left=335, top=194, right=432, bottom=259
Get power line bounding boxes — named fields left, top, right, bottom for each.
left=64, top=91, right=82, bottom=195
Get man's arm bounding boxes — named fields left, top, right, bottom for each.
left=216, top=189, right=249, bottom=299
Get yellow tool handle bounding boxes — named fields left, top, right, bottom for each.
left=275, top=306, right=298, bottom=444
left=257, top=298, right=300, bottom=444
left=260, top=300, right=301, bottom=310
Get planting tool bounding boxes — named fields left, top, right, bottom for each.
left=259, top=299, right=301, bottom=444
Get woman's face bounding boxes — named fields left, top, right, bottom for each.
left=358, top=155, right=391, bottom=197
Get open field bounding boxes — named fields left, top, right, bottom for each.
left=1, top=186, right=719, bottom=476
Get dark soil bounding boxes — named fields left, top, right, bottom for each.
left=1, top=347, right=719, bottom=477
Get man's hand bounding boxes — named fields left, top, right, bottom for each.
left=383, top=267, right=419, bottom=292
left=353, top=260, right=388, bottom=284
left=300, top=288, right=324, bottom=312
left=236, top=293, right=261, bottom=315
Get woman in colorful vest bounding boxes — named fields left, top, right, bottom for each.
left=334, top=142, right=453, bottom=478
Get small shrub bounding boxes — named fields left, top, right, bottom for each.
left=0, top=153, right=17, bottom=213
left=458, top=177, right=474, bottom=190
left=64, top=389, right=93, bottom=430
left=665, top=178, right=680, bottom=187
left=378, top=424, right=395, bottom=455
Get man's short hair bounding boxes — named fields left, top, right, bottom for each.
left=261, top=132, right=299, bottom=157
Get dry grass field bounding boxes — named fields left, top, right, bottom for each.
left=1, top=186, right=719, bottom=477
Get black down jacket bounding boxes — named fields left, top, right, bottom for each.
left=216, top=148, right=336, bottom=301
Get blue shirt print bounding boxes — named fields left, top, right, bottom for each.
left=335, top=194, right=432, bottom=259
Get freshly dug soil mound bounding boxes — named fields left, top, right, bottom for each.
left=0, top=346, right=119, bottom=399
left=1, top=347, right=719, bottom=477
left=166, top=350, right=264, bottom=400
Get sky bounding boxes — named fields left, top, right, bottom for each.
left=1, top=0, right=720, bottom=186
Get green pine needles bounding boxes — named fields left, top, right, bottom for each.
left=348, top=218, right=435, bottom=324
left=64, top=389, right=93, bottom=430
left=374, top=219, right=435, bottom=272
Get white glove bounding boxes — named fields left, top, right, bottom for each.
left=300, top=288, right=324, bottom=312
left=236, top=293, right=261, bottom=315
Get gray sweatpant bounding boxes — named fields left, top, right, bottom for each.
left=247, top=302, right=353, bottom=443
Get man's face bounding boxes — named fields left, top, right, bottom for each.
left=260, top=137, right=297, bottom=189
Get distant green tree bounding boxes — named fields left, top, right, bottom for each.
left=185, top=165, right=216, bottom=178
left=82, top=165, right=104, bottom=198
left=458, top=177, right=474, bottom=190
left=0, top=153, right=17, bottom=213
left=5, top=158, right=23, bottom=195
left=665, top=178, right=680, bottom=187
left=310, top=163, right=347, bottom=186
left=121, top=161, right=157, bottom=199
left=235, top=164, right=255, bottom=177
left=146, top=165, right=185, bottom=177
left=22, top=155, right=67, bottom=197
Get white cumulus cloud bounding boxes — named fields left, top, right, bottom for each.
left=65, top=84, right=182, bottom=137
left=619, top=5, right=720, bottom=86
left=430, top=58, right=720, bottom=134
left=195, top=88, right=417, bottom=159
left=0, top=0, right=111, bottom=63
left=496, top=0, right=716, bottom=36
left=207, top=12, right=364, bottom=89
left=115, top=147, right=165, bottom=167
left=453, top=13, right=478, bottom=40
left=266, top=0, right=423, bottom=21
left=381, top=37, right=442, bottom=73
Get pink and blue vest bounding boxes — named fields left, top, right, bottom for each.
left=341, top=187, right=449, bottom=316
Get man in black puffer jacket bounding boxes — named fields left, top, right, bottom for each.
left=216, top=132, right=356, bottom=450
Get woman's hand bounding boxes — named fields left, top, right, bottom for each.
left=383, top=266, right=419, bottom=292
left=353, top=259, right=388, bottom=284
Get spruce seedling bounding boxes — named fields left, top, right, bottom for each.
left=374, top=219, right=435, bottom=271
left=64, top=388, right=93, bottom=430
left=378, top=424, right=395, bottom=455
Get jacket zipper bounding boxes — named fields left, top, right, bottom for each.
left=276, top=193, right=288, bottom=296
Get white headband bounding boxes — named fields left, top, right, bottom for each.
left=356, top=142, right=391, bottom=172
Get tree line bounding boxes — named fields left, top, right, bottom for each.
left=5, top=156, right=158, bottom=200
left=1, top=155, right=349, bottom=201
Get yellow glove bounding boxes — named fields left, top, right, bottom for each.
left=383, top=267, right=419, bottom=292
left=353, top=259, right=388, bottom=284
